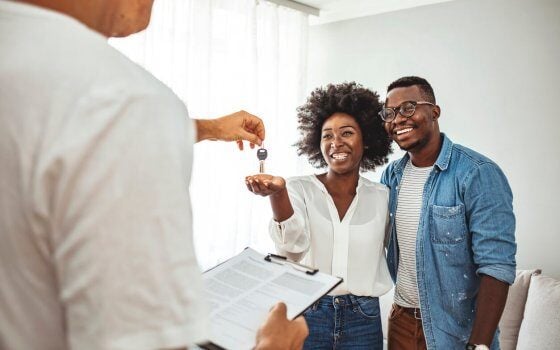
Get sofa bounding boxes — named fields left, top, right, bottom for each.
left=379, top=269, right=560, bottom=349
left=499, top=269, right=560, bottom=349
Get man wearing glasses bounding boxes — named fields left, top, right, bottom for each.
left=379, top=76, right=516, bottom=350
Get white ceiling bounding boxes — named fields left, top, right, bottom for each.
left=297, top=0, right=457, bottom=25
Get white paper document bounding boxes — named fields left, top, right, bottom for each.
left=200, top=247, right=342, bottom=350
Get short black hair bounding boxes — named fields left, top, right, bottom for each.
left=387, top=76, right=436, bottom=104
left=295, top=82, right=392, bottom=171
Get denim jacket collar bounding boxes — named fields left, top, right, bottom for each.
left=434, top=133, right=453, bottom=171
left=390, top=133, right=453, bottom=175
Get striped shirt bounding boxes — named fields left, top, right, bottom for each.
left=394, top=160, right=433, bottom=308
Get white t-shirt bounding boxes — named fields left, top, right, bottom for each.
left=0, top=2, right=207, bottom=349
left=269, top=175, right=393, bottom=296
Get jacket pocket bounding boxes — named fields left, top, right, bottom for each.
left=430, top=204, right=467, bottom=244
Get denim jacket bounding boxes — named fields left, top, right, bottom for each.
left=381, top=134, right=516, bottom=349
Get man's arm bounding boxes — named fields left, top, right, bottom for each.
left=468, top=275, right=509, bottom=345
left=195, top=110, right=265, bottom=150
left=465, top=162, right=517, bottom=347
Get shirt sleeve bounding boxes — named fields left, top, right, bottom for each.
left=268, top=178, right=310, bottom=262
left=379, top=170, right=391, bottom=248
left=464, top=162, right=517, bottom=285
left=380, top=167, right=390, bottom=187
left=43, top=86, right=208, bottom=350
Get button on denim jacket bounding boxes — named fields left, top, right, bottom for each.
left=381, top=134, right=516, bottom=349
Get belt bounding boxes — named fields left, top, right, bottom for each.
left=398, top=305, right=422, bottom=320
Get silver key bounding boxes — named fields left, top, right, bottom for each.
left=257, top=145, right=268, bottom=173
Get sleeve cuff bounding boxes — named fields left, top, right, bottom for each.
left=268, top=214, right=309, bottom=255
left=269, top=214, right=298, bottom=244
left=476, top=264, right=516, bottom=285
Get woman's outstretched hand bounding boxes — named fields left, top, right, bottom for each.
left=245, top=174, right=286, bottom=197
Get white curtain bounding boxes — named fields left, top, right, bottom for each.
left=110, top=0, right=310, bottom=269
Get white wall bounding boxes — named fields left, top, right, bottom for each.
left=307, top=0, right=560, bottom=278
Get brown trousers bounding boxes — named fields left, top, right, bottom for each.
left=388, top=304, right=427, bottom=350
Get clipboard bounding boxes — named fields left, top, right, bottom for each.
left=264, top=253, right=319, bottom=275
left=198, top=247, right=343, bottom=350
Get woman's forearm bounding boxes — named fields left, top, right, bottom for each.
left=270, top=188, right=294, bottom=222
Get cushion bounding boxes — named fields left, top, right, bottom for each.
left=499, top=269, right=541, bottom=350
left=516, top=275, right=560, bottom=350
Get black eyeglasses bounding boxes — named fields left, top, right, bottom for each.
left=378, top=100, right=436, bottom=122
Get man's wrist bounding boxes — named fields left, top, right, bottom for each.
left=195, top=119, right=218, bottom=142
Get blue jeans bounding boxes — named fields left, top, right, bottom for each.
left=303, top=294, right=383, bottom=350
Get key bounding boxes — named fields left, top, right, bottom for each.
left=257, top=145, right=268, bottom=173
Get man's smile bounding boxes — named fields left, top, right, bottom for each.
left=395, top=127, right=413, bottom=135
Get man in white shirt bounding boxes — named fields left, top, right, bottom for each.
left=0, top=0, right=307, bottom=349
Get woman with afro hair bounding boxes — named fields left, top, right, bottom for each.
left=246, top=82, right=393, bottom=349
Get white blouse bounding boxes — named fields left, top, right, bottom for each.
left=269, top=175, right=393, bottom=296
